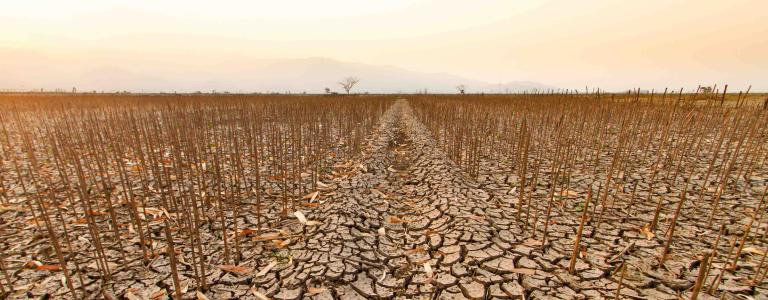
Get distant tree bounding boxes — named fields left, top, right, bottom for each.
left=324, top=87, right=331, bottom=94
left=338, top=77, right=360, bottom=94
left=700, top=86, right=713, bottom=94
left=456, top=84, right=466, bottom=95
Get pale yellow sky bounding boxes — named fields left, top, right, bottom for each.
left=1, top=0, right=766, bottom=92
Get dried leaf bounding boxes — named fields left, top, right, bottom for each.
left=36, top=264, right=62, bottom=271
left=256, top=261, right=277, bottom=277
left=370, top=188, right=387, bottom=198
left=304, top=220, right=322, bottom=226
left=386, top=216, right=406, bottom=224
left=294, top=211, right=308, bottom=223
left=423, top=261, right=433, bottom=278
left=0, top=204, right=21, bottom=212
left=252, top=232, right=281, bottom=241
left=250, top=287, right=270, bottom=300
left=196, top=290, right=210, bottom=300
left=303, top=191, right=319, bottom=202
left=639, top=224, right=655, bottom=240
left=743, top=247, right=765, bottom=256
left=124, top=291, right=142, bottom=300
left=378, top=227, right=386, bottom=236
left=71, top=218, right=88, bottom=225
left=238, top=228, right=258, bottom=237
left=272, top=239, right=291, bottom=248
left=316, top=181, right=330, bottom=189
left=150, top=289, right=167, bottom=299
left=86, top=210, right=107, bottom=216
left=306, top=287, right=327, bottom=296
left=217, top=265, right=253, bottom=274
left=24, top=260, right=43, bottom=269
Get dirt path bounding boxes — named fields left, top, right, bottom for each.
left=233, top=100, right=624, bottom=299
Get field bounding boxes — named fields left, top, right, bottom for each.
left=0, top=92, right=767, bottom=299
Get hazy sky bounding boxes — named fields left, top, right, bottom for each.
left=1, top=0, right=767, bottom=91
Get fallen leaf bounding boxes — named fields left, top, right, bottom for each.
left=24, top=261, right=43, bottom=269
left=423, top=262, right=433, bottom=278
left=252, top=232, right=281, bottom=241
left=639, top=224, right=655, bottom=240
left=238, top=228, right=258, bottom=237
left=0, top=204, right=21, bottom=212
left=150, top=288, right=167, bottom=299
left=378, top=227, right=386, bottom=236
left=303, top=191, right=319, bottom=202
left=272, top=239, right=290, bottom=248
left=306, top=287, right=327, bottom=296
left=386, top=216, right=406, bottom=224
left=294, top=211, right=308, bottom=223
left=124, top=291, right=142, bottom=300
left=36, top=265, right=62, bottom=271
left=256, top=261, right=277, bottom=277
left=217, top=265, right=253, bottom=274
left=196, top=290, right=210, bottom=300
left=370, top=188, right=387, bottom=198
left=293, top=211, right=322, bottom=226
left=250, top=287, right=270, bottom=300
left=743, top=247, right=765, bottom=256
left=71, top=218, right=89, bottom=225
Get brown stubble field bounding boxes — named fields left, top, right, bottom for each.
left=0, top=92, right=766, bottom=299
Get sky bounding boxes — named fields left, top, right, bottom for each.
left=1, top=0, right=767, bottom=92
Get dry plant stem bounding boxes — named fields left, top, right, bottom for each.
left=731, top=185, right=768, bottom=268
left=701, top=224, right=725, bottom=289
left=0, top=255, right=12, bottom=294
left=707, top=117, right=757, bottom=227
left=690, top=251, right=712, bottom=300
left=753, top=246, right=768, bottom=283
left=615, top=261, right=626, bottom=300
left=163, top=220, right=183, bottom=300
left=659, top=177, right=689, bottom=266
left=35, top=193, right=77, bottom=298
left=569, top=186, right=592, bottom=274
left=516, top=119, right=529, bottom=221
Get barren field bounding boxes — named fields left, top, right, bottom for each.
left=0, top=93, right=767, bottom=299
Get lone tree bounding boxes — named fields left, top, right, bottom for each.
left=338, top=77, right=360, bottom=94
left=456, top=84, right=466, bottom=95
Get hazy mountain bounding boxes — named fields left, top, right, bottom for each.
left=0, top=51, right=553, bottom=93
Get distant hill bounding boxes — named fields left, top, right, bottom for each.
left=0, top=50, right=553, bottom=93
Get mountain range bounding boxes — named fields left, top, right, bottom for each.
left=0, top=51, right=554, bottom=93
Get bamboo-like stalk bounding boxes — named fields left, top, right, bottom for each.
left=569, top=186, right=592, bottom=274
left=690, top=251, right=712, bottom=300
